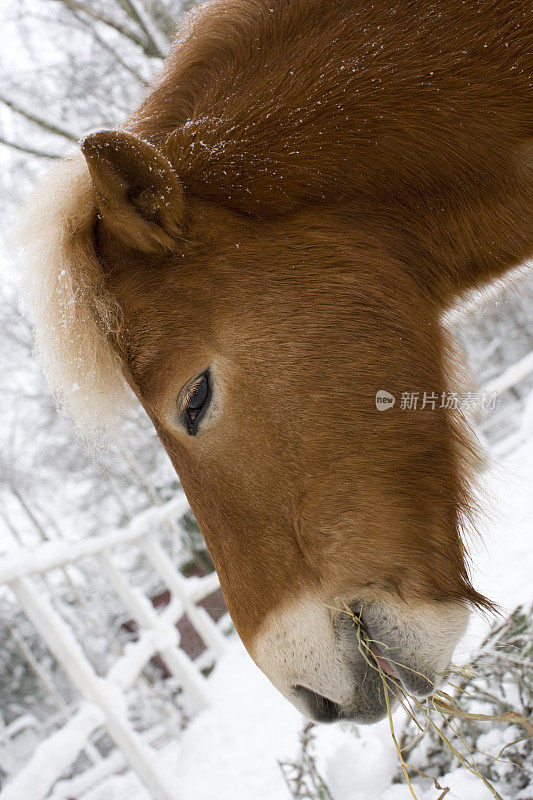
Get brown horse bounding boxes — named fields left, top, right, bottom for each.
left=19, top=0, right=532, bottom=723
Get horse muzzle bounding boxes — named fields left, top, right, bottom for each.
left=250, top=593, right=469, bottom=724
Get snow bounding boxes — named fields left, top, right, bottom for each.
left=174, top=642, right=301, bottom=800
left=314, top=721, right=398, bottom=800
left=66, top=430, right=533, bottom=800
left=0, top=704, right=104, bottom=800
left=465, top=441, right=533, bottom=630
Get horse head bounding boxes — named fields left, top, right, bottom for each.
left=19, top=128, right=488, bottom=722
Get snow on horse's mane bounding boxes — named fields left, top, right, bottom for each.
left=15, top=154, right=135, bottom=436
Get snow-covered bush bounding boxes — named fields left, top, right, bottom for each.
left=402, top=604, right=533, bottom=799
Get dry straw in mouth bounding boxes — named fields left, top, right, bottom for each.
left=335, top=602, right=533, bottom=800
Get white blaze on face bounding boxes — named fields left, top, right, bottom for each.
left=250, top=593, right=355, bottom=714
left=249, top=591, right=471, bottom=717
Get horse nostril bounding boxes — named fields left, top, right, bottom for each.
left=293, top=685, right=343, bottom=723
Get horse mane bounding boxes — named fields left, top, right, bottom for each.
left=15, top=154, right=135, bottom=434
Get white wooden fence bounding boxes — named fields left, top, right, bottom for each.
left=0, top=348, right=532, bottom=800
left=0, top=495, right=228, bottom=800
left=481, top=349, right=533, bottom=456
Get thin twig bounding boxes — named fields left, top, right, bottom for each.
left=0, top=134, right=60, bottom=159
left=0, top=92, right=78, bottom=142
left=47, top=0, right=158, bottom=57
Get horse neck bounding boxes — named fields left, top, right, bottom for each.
left=367, top=160, right=533, bottom=309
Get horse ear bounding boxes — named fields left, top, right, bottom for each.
left=81, top=130, right=183, bottom=253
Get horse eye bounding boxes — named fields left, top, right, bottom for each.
left=182, top=372, right=211, bottom=433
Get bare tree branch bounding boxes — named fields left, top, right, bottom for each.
left=0, top=134, right=60, bottom=159
left=0, top=93, right=79, bottom=142
left=70, top=9, right=150, bottom=86
left=139, top=0, right=177, bottom=41
left=48, top=0, right=162, bottom=58
left=92, top=33, right=151, bottom=87
left=120, top=0, right=170, bottom=58
left=21, top=8, right=151, bottom=95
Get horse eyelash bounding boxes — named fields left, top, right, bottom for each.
left=179, top=375, right=205, bottom=413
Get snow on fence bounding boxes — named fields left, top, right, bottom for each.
left=0, top=495, right=228, bottom=800
left=481, top=349, right=533, bottom=456
left=483, top=349, right=533, bottom=398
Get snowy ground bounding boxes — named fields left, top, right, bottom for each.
left=76, top=430, right=533, bottom=800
